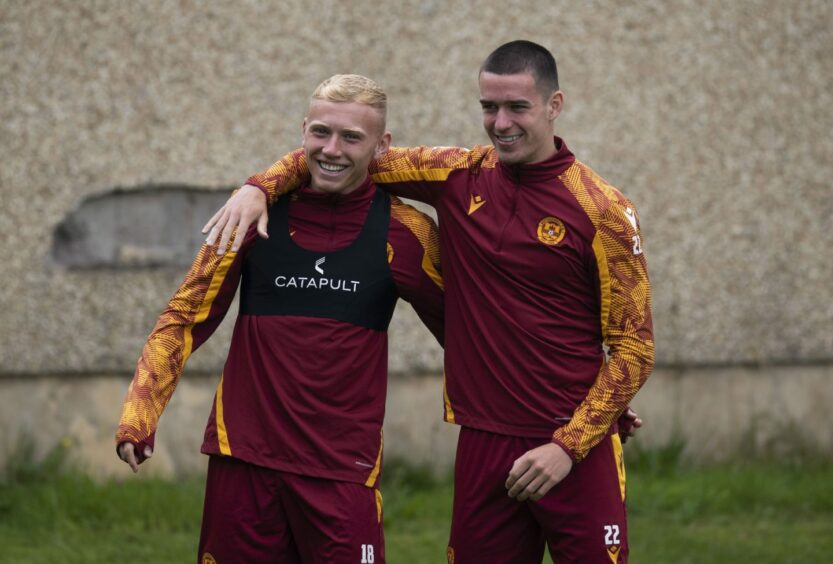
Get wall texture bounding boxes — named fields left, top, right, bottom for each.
left=1, top=0, right=831, bottom=475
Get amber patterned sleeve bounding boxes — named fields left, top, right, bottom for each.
left=553, top=163, right=655, bottom=461
left=388, top=197, right=444, bottom=345
left=115, top=237, right=248, bottom=451
left=369, top=145, right=497, bottom=204
left=246, top=149, right=309, bottom=206
left=246, top=145, right=498, bottom=207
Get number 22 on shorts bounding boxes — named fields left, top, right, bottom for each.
left=604, top=524, right=621, bottom=546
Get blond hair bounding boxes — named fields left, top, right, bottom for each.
left=311, top=74, right=387, bottom=119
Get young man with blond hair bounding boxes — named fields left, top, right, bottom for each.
left=116, top=74, right=444, bottom=563
left=204, top=41, right=654, bottom=563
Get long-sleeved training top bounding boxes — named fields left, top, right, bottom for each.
left=246, top=137, right=654, bottom=461
left=116, top=177, right=444, bottom=487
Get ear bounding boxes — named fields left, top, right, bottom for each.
left=375, top=131, right=392, bottom=158
left=301, top=117, right=308, bottom=143
left=547, top=91, right=564, bottom=122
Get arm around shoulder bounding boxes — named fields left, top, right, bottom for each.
left=203, top=149, right=309, bottom=255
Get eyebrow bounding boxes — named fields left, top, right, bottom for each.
left=479, top=98, right=532, bottom=105
left=307, top=121, right=367, bottom=136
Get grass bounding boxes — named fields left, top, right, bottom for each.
left=0, top=440, right=831, bottom=563
left=625, top=442, right=833, bottom=563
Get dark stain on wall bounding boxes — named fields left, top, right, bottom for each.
left=52, top=186, right=231, bottom=269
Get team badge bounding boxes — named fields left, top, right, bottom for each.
left=202, top=553, right=217, bottom=564
left=536, top=216, right=566, bottom=246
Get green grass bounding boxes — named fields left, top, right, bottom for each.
left=625, top=444, right=833, bottom=563
left=0, top=442, right=831, bottom=563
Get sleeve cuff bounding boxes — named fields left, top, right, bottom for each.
left=246, top=178, right=269, bottom=200
left=115, top=433, right=156, bottom=464
left=551, top=436, right=579, bottom=463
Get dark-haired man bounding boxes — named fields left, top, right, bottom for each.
left=203, top=41, right=653, bottom=563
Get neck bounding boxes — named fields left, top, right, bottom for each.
left=309, top=182, right=361, bottom=195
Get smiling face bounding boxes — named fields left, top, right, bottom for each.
left=478, top=71, right=563, bottom=165
left=303, top=99, right=391, bottom=195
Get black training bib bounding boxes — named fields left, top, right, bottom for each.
left=239, top=188, right=398, bottom=331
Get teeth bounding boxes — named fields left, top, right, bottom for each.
left=497, top=135, right=521, bottom=143
left=319, top=161, right=347, bottom=172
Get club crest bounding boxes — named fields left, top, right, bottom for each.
left=537, top=216, right=566, bottom=246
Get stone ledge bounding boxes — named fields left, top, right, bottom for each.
left=1, top=364, right=830, bottom=480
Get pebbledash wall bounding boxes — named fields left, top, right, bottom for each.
left=1, top=1, right=831, bottom=478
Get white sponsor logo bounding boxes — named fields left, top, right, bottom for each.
left=274, top=257, right=360, bottom=292
left=275, top=275, right=360, bottom=293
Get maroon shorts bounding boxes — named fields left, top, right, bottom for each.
left=447, top=427, right=627, bottom=564
left=198, top=455, right=385, bottom=564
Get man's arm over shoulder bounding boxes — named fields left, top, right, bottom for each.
left=246, top=149, right=309, bottom=206
left=369, top=145, right=496, bottom=205
left=248, top=144, right=494, bottom=206
left=205, top=144, right=497, bottom=255
left=387, top=197, right=444, bottom=345
left=553, top=193, right=655, bottom=461
left=115, top=231, right=256, bottom=468
left=203, top=152, right=309, bottom=253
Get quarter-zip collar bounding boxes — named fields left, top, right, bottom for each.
left=290, top=175, right=375, bottom=253
left=497, top=136, right=575, bottom=183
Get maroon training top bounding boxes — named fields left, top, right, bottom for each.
left=117, top=178, right=444, bottom=487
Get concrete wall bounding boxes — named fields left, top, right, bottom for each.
left=1, top=0, right=831, bottom=476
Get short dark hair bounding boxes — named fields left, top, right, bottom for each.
left=480, top=40, right=559, bottom=95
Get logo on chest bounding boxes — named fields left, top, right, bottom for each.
left=536, top=216, right=567, bottom=246
left=467, top=194, right=486, bottom=216
left=274, top=256, right=361, bottom=293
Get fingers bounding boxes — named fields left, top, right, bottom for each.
left=256, top=208, right=270, bottom=241
left=507, top=459, right=557, bottom=501
left=505, top=456, right=530, bottom=494
left=507, top=468, right=536, bottom=499
left=217, top=210, right=240, bottom=255
left=528, top=476, right=557, bottom=502
left=231, top=199, right=270, bottom=252
left=230, top=216, right=248, bottom=253
left=207, top=184, right=268, bottom=254
left=202, top=205, right=225, bottom=236
left=205, top=207, right=230, bottom=246
left=143, top=445, right=154, bottom=460
left=517, top=474, right=550, bottom=502
left=506, top=444, right=573, bottom=502
left=619, top=410, right=644, bottom=443
left=118, top=443, right=139, bottom=473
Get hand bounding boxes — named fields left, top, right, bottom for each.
left=202, top=184, right=269, bottom=254
left=118, top=442, right=153, bottom=473
left=617, top=407, right=643, bottom=444
left=506, top=442, right=573, bottom=502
